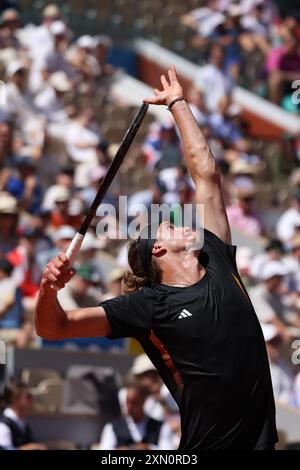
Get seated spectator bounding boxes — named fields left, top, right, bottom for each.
left=42, top=165, right=75, bottom=210
left=4, top=61, right=38, bottom=126
left=0, top=111, right=13, bottom=170
left=268, top=35, right=300, bottom=105
left=261, top=324, right=295, bottom=406
left=27, top=3, right=60, bottom=59
left=36, top=225, right=75, bottom=271
left=0, top=192, right=19, bottom=254
left=4, top=156, right=42, bottom=215
left=48, top=186, right=82, bottom=230
left=249, top=260, right=300, bottom=340
left=180, top=1, right=225, bottom=39
left=57, top=262, right=102, bottom=310
left=99, top=383, right=177, bottom=450
left=0, top=8, right=21, bottom=50
left=194, top=44, right=233, bottom=114
left=34, top=71, right=73, bottom=123
left=284, top=234, right=300, bottom=297
left=67, top=35, right=101, bottom=82
left=0, top=383, right=46, bottom=449
left=226, top=184, right=263, bottom=237
left=276, top=189, right=300, bottom=246
left=93, top=35, right=115, bottom=79
left=119, top=354, right=178, bottom=422
left=64, top=107, right=103, bottom=187
left=250, top=239, right=285, bottom=281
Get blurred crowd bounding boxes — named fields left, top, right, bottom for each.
left=0, top=0, right=299, bottom=450
left=181, top=0, right=300, bottom=111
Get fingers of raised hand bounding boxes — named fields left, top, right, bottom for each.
left=169, top=65, right=177, bottom=83
left=160, top=74, right=169, bottom=89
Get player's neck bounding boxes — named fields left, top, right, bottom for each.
left=161, top=254, right=205, bottom=287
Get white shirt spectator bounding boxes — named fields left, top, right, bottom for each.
left=249, top=284, right=296, bottom=325
left=269, top=361, right=295, bottom=405
left=28, top=24, right=53, bottom=58
left=194, top=64, right=233, bottom=113
left=0, top=408, right=27, bottom=448
left=34, top=86, right=68, bottom=123
left=99, top=415, right=177, bottom=450
left=276, top=208, right=300, bottom=244
left=65, top=121, right=100, bottom=164
left=187, top=8, right=225, bottom=37
left=4, top=82, right=36, bottom=124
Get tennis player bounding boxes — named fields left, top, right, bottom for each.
left=35, top=67, right=278, bottom=450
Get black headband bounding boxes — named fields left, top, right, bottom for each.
left=137, top=222, right=160, bottom=272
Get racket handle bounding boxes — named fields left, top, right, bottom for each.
left=50, top=233, right=84, bottom=291
left=65, top=232, right=85, bottom=265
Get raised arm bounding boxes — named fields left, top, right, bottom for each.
left=34, top=253, right=111, bottom=340
left=144, top=66, right=231, bottom=244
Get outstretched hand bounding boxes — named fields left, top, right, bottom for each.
left=144, top=65, right=183, bottom=108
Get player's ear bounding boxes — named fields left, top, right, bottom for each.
left=152, top=242, right=166, bottom=258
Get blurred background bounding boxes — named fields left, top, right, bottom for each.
left=0, top=0, right=299, bottom=450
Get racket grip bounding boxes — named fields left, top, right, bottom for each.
left=65, top=232, right=85, bottom=265
left=50, top=233, right=84, bottom=291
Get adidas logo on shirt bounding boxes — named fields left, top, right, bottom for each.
left=178, top=309, right=193, bottom=319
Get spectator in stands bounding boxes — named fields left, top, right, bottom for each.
left=36, top=225, right=75, bottom=271
left=0, top=257, right=27, bottom=347
left=49, top=186, right=82, bottom=230
left=0, top=383, right=46, bottom=449
left=42, top=165, right=75, bottom=210
left=0, top=8, right=21, bottom=50
left=93, top=35, right=115, bottom=79
left=0, top=192, right=19, bottom=254
left=0, top=112, right=13, bottom=170
left=261, top=324, right=295, bottom=406
left=99, top=383, right=177, bottom=450
left=67, top=35, right=101, bottom=83
left=250, top=238, right=285, bottom=281
left=4, top=156, right=42, bottom=215
left=4, top=61, right=37, bottom=126
left=194, top=44, right=233, bottom=114
left=276, top=189, right=300, bottom=246
left=28, top=3, right=60, bottom=58
left=34, top=71, right=73, bottom=123
left=29, top=19, right=72, bottom=94
left=65, top=107, right=103, bottom=187
left=226, top=184, right=263, bottom=236
left=57, top=262, right=101, bottom=310
left=249, top=260, right=300, bottom=340
left=268, top=35, right=300, bottom=105
left=284, top=234, right=300, bottom=298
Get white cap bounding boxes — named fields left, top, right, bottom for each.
left=52, top=225, right=76, bottom=242
left=0, top=192, right=18, bottom=214
left=49, top=71, right=72, bottom=92
left=261, top=260, right=290, bottom=280
left=6, top=60, right=26, bottom=78
left=261, top=324, right=280, bottom=343
left=130, top=354, right=156, bottom=376
left=54, top=186, right=70, bottom=202
left=77, top=35, right=95, bottom=49
left=49, top=20, right=67, bottom=36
